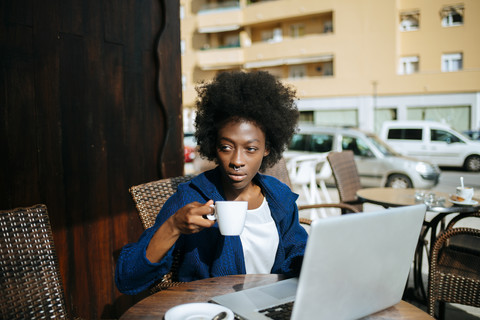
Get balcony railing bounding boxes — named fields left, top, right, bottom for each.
left=247, top=0, right=277, bottom=5
left=199, top=1, right=240, bottom=14
left=200, top=43, right=241, bottom=51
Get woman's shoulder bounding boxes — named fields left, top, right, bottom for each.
left=257, top=173, right=296, bottom=201
left=257, top=172, right=289, bottom=189
left=176, top=168, right=224, bottom=200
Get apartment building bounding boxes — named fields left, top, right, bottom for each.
left=180, top=0, right=480, bottom=134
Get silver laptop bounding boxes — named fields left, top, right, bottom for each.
left=211, top=204, right=426, bottom=320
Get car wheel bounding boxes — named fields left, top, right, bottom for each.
left=464, top=155, right=480, bottom=172
left=386, top=174, right=412, bottom=189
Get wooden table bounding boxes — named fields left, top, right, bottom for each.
left=357, top=187, right=480, bottom=302
left=120, top=274, right=433, bottom=319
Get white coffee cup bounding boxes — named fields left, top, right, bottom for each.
left=207, top=201, right=248, bottom=236
left=455, top=186, right=474, bottom=202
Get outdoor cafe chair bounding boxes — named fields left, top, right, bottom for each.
left=0, top=204, right=68, bottom=319
left=427, top=212, right=480, bottom=320
left=327, top=150, right=364, bottom=214
left=287, top=154, right=334, bottom=219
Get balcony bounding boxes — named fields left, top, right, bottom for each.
left=197, top=1, right=242, bottom=34
left=286, top=76, right=338, bottom=98
left=244, top=34, right=334, bottom=68
left=196, top=47, right=244, bottom=70
left=243, top=1, right=333, bottom=25
left=198, top=0, right=240, bottom=13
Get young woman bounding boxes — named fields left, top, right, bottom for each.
left=115, top=71, right=308, bottom=295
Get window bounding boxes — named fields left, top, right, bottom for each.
left=441, top=5, right=464, bottom=27
left=182, top=74, right=186, bottom=91
left=299, top=111, right=314, bottom=123
left=289, top=65, right=306, bottom=79
left=398, top=56, right=419, bottom=75
left=310, top=134, right=334, bottom=153
left=261, top=28, right=283, bottom=43
left=180, top=5, right=185, bottom=20
left=431, top=129, right=463, bottom=143
left=323, top=61, right=333, bottom=76
left=323, top=21, right=333, bottom=33
left=289, top=134, right=309, bottom=151
left=290, top=24, right=305, bottom=38
left=442, top=53, right=463, bottom=72
left=314, top=109, right=357, bottom=127
left=223, top=34, right=240, bottom=48
left=387, top=128, right=423, bottom=140
left=400, top=11, right=420, bottom=31
left=342, top=137, right=372, bottom=157
left=180, top=40, right=185, bottom=55
left=288, top=133, right=334, bottom=153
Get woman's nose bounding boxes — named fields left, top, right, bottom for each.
left=230, top=150, right=245, bottom=168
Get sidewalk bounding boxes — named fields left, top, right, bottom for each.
left=294, top=185, right=480, bottom=320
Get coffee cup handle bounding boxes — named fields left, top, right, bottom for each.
left=205, top=204, right=216, bottom=221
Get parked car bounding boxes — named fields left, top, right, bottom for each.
left=463, top=130, right=480, bottom=141
left=184, top=132, right=217, bottom=172
left=184, top=133, right=196, bottom=163
left=285, top=125, right=441, bottom=189
left=380, top=121, right=480, bottom=172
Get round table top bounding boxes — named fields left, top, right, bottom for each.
left=357, top=187, right=480, bottom=213
left=120, top=274, right=432, bottom=320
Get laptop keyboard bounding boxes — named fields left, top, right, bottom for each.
left=258, top=301, right=294, bottom=320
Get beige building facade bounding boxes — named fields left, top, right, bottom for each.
left=180, top=0, right=480, bottom=134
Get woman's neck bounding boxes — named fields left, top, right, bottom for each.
left=223, top=181, right=264, bottom=210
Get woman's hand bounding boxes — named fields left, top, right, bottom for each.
left=170, top=200, right=216, bottom=234
left=146, top=200, right=215, bottom=263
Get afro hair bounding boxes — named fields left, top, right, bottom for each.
left=194, top=70, right=299, bottom=171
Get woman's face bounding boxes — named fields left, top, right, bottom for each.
left=216, top=119, right=269, bottom=192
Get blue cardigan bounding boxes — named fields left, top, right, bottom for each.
left=115, top=167, right=308, bottom=295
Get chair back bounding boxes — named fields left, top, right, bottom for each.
left=129, top=175, right=197, bottom=293
left=129, top=174, right=196, bottom=229
left=261, top=157, right=292, bottom=187
left=427, top=212, right=480, bottom=318
left=316, top=158, right=332, bottom=180
left=288, top=157, right=318, bottom=186
left=0, top=204, right=68, bottom=319
left=327, top=150, right=363, bottom=212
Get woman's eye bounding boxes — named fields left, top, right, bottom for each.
left=247, top=147, right=258, bottom=152
left=219, top=145, right=232, bottom=151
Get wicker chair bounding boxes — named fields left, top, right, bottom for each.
left=0, top=204, right=68, bottom=319
left=129, top=174, right=197, bottom=230
left=327, top=150, right=364, bottom=214
left=261, top=157, right=292, bottom=187
left=427, top=212, right=480, bottom=319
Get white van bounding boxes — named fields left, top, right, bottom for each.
left=380, top=121, right=480, bottom=172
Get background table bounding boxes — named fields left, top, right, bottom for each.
left=120, top=274, right=432, bottom=319
left=357, top=188, right=480, bottom=212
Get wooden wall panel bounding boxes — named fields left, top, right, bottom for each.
left=0, top=0, right=182, bottom=318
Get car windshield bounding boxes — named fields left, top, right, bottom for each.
left=366, top=134, right=400, bottom=156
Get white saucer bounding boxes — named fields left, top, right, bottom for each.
left=450, top=199, right=478, bottom=206
left=165, top=303, right=234, bottom=320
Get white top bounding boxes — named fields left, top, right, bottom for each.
left=240, top=197, right=279, bottom=274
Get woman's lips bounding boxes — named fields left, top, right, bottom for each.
left=228, top=173, right=246, bottom=181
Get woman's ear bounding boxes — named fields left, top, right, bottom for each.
left=263, top=147, right=270, bottom=157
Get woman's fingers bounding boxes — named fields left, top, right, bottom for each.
left=173, top=200, right=215, bottom=234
